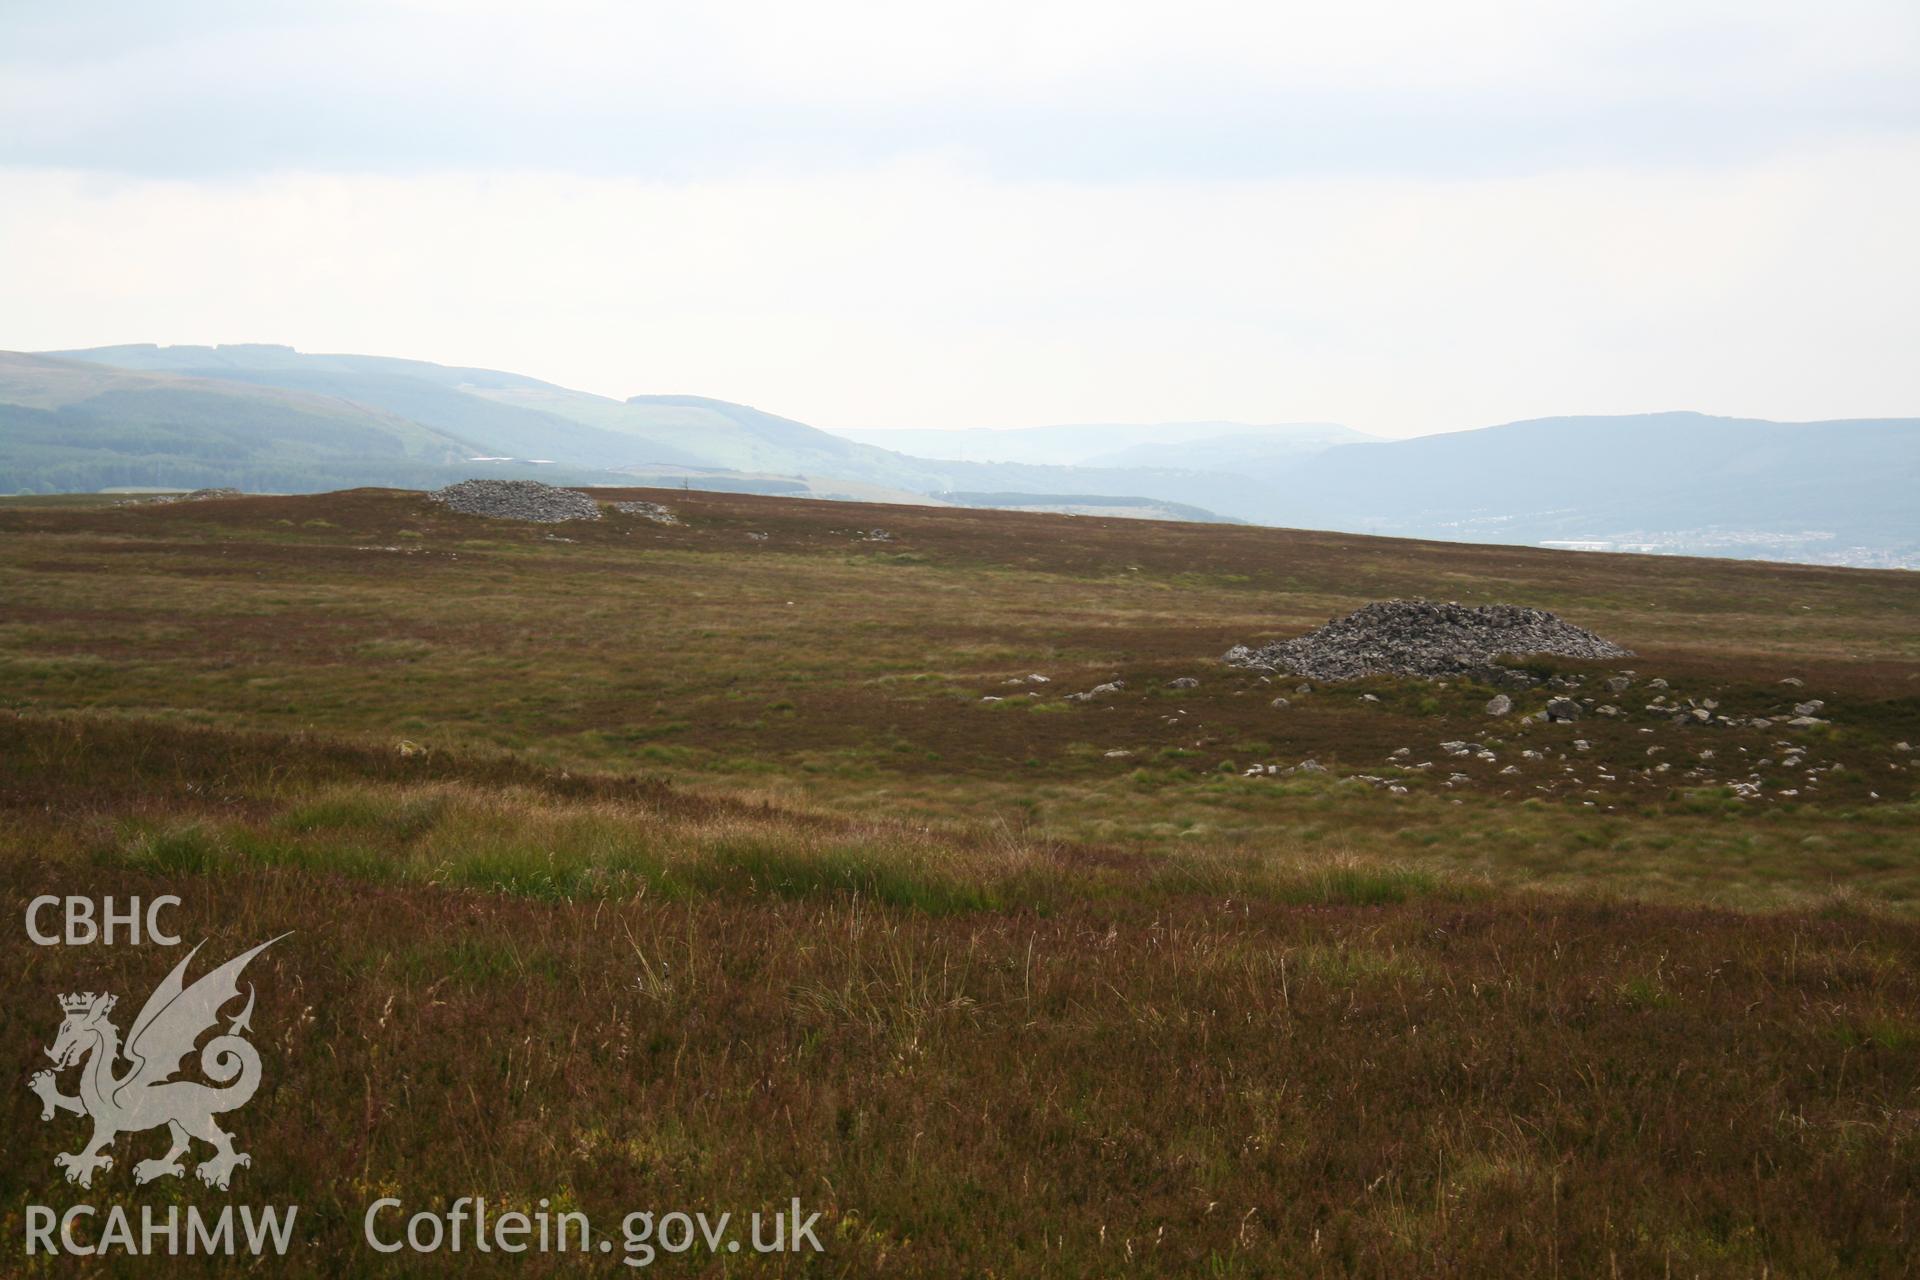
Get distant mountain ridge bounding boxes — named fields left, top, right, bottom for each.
left=0, top=351, right=579, bottom=494
left=18, top=344, right=1250, bottom=515
left=1263, top=411, right=1920, bottom=565
left=6, top=344, right=1915, bottom=567
left=835, top=421, right=1374, bottom=468
left=936, top=492, right=1244, bottom=524
left=41, top=345, right=936, bottom=481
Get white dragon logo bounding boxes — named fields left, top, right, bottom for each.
left=28, top=935, right=286, bottom=1191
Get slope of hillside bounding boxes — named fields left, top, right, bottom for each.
left=935, top=491, right=1241, bottom=522
left=1266, top=412, right=1920, bottom=564
left=555, top=393, right=951, bottom=487
left=24, top=347, right=1919, bottom=567
left=836, top=420, right=1371, bottom=466
left=1079, top=428, right=1381, bottom=471
left=49, top=344, right=950, bottom=487
left=35, top=344, right=1272, bottom=510
left=44, top=344, right=717, bottom=470
left=0, top=352, right=522, bottom=493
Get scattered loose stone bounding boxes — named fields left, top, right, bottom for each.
left=1167, top=677, right=1200, bottom=689
left=612, top=500, right=678, bottom=524
left=1485, top=694, right=1513, bottom=716
left=123, top=487, right=244, bottom=507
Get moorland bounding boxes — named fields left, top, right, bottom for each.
left=3, top=487, right=1918, bottom=1276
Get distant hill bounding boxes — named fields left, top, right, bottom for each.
left=835, top=421, right=1371, bottom=467
left=43, top=345, right=950, bottom=489
left=1257, top=412, right=1920, bottom=566
left=936, top=492, right=1241, bottom=523
left=12, top=345, right=1916, bottom=567
left=900, top=412, right=1920, bottom=565
left=1076, top=429, right=1382, bottom=472
left=21, top=345, right=1238, bottom=509
left=0, top=352, right=630, bottom=494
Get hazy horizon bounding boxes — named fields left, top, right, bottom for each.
left=3, top=3, right=1917, bottom=438
left=33, top=340, right=1915, bottom=442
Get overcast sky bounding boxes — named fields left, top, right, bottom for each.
left=2, top=1, right=1916, bottom=436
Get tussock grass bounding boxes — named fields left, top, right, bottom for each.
left=73, top=772, right=1473, bottom=919
left=9, top=849, right=1919, bottom=1276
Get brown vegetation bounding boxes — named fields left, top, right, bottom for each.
left=3, top=487, right=1919, bottom=1274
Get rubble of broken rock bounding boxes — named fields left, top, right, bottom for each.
left=611, top=500, right=679, bottom=524
left=427, top=479, right=603, bottom=523
left=972, top=654, right=1903, bottom=809
left=971, top=589, right=1901, bottom=810
left=1256, top=665, right=1875, bottom=805
left=1225, top=599, right=1630, bottom=682
left=117, top=487, right=244, bottom=506
left=1221, top=707, right=1879, bottom=808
